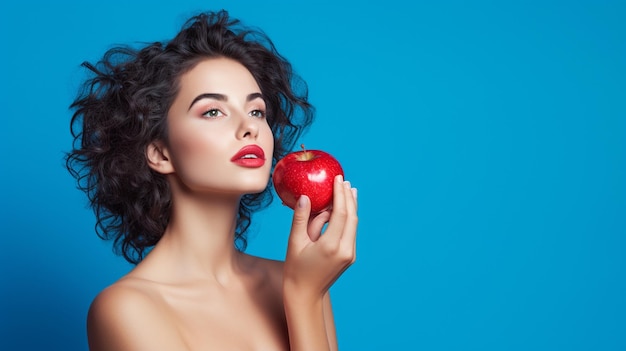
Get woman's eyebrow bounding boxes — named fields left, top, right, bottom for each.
left=188, top=92, right=264, bottom=111
left=247, top=92, right=264, bottom=102
left=188, top=93, right=226, bottom=111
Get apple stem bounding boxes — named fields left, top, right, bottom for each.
left=301, top=144, right=306, bottom=153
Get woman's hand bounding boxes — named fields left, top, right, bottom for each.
left=283, top=174, right=358, bottom=300
left=282, top=174, right=357, bottom=351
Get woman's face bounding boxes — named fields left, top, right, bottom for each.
left=163, top=57, right=274, bottom=195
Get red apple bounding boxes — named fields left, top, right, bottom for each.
left=272, top=145, right=344, bottom=213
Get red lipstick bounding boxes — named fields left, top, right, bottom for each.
left=231, top=144, right=266, bottom=168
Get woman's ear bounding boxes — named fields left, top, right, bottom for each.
left=146, top=141, right=174, bottom=174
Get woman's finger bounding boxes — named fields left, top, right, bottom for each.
left=337, top=180, right=358, bottom=260
left=287, top=195, right=312, bottom=249
left=322, top=175, right=347, bottom=242
left=307, top=211, right=330, bottom=242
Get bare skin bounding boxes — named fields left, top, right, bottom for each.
left=86, top=58, right=358, bottom=351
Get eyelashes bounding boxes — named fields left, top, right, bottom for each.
left=200, top=107, right=266, bottom=119
left=249, top=109, right=266, bottom=118
left=202, top=108, right=224, bottom=118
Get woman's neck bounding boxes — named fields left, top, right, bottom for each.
left=136, top=184, right=247, bottom=286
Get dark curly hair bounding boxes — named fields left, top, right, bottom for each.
left=66, top=10, right=314, bottom=264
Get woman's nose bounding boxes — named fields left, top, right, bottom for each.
left=236, top=115, right=259, bottom=140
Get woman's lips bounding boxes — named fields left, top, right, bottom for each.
left=231, top=144, right=266, bottom=168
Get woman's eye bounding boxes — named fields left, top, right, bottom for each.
left=250, top=109, right=266, bottom=118
left=202, top=109, right=224, bottom=118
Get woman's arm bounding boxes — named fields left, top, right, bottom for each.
left=283, top=288, right=330, bottom=350
left=283, top=175, right=358, bottom=351
left=324, top=292, right=338, bottom=351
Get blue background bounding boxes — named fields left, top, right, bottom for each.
left=1, top=0, right=624, bottom=350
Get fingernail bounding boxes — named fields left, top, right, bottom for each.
left=298, top=195, right=307, bottom=208
left=336, top=175, right=343, bottom=183
left=352, top=188, right=358, bottom=199
left=343, top=181, right=351, bottom=189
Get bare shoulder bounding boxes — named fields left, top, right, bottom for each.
left=242, top=254, right=286, bottom=301
left=87, top=279, right=188, bottom=351
left=246, top=254, right=284, bottom=282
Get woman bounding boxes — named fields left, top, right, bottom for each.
left=66, top=10, right=358, bottom=351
